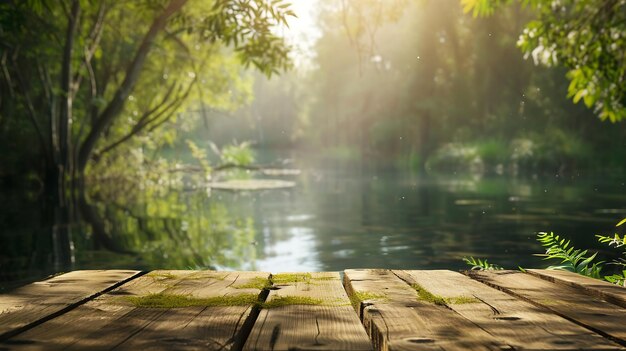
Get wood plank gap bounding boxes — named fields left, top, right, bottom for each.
left=244, top=272, right=372, bottom=351
left=465, top=271, right=626, bottom=348
left=97, top=271, right=271, bottom=351
left=0, top=270, right=147, bottom=342
left=230, top=284, right=270, bottom=351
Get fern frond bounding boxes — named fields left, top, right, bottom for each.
left=536, top=232, right=603, bottom=279
left=604, top=270, right=626, bottom=287
left=596, top=234, right=626, bottom=248
left=462, top=257, right=503, bottom=271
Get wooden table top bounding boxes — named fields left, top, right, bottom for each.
left=1, top=269, right=625, bottom=350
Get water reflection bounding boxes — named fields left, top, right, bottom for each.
left=223, top=169, right=625, bottom=272
left=256, top=226, right=321, bottom=272
left=1, top=167, right=625, bottom=287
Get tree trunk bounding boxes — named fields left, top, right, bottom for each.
left=56, top=0, right=81, bottom=207
left=77, top=0, right=188, bottom=175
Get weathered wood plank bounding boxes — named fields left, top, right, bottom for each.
left=3, top=270, right=268, bottom=350
left=0, top=270, right=141, bottom=340
left=468, top=270, right=626, bottom=347
left=244, top=272, right=372, bottom=351
left=344, top=269, right=507, bottom=351
left=395, top=270, right=623, bottom=350
left=528, top=269, right=626, bottom=308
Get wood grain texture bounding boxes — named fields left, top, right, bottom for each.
left=344, top=269, right=506, bottom=351
left=528, top=269, right=626, bottom=308
left=0, top=270, right=141, bottom=340
left=468, top=270, right=626, bottom=347
left=3, top=270, right=268, bottom=351
left=244, top=272, right=372, bottom=351
left=396, top=270, right=623, bottom=350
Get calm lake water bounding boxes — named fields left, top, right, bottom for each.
left=1, top=158, right=625, bottom=288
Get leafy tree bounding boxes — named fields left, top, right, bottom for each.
left=462, top=0, right=626, bottom=122
left=0, top=0, right=294, bottom=197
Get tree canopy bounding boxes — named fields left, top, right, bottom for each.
left=0, top=0, right=294, bottom=193
left=462, top=0, right=626, bottom=122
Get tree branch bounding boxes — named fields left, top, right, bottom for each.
left=72, top=1, right=106, bottom=99
left=78, top=0, right=189, bottom=172
left=10, top=53, right=51, bottom=163
left=96, top=79, right=195, bottom=157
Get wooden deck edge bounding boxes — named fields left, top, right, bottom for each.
left=526, top=269, right=626, bottom=309
left=463, top=270, right=626, bottom=349
left=0, top=270, right=147, bottom=341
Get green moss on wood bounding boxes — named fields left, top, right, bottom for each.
left=348, top=290, right=387, bottom=309
left=124, top=293, right=259, bottom=308
left=411, top=284, right=477, bottom=305
left=146, top=271, right=227, bottom=282
left=311, top=276, right=337, bottom=281
left=447, top=296, right=479, bottom=304
left=147, top=272, right=177, bottom=280
left=262, top=296, right=325, bottom=308
left=233, top=277, right=272, bottom=290
left=271, top=273, right=312, bottom=284
left=204, top=273, right=228, bottom=280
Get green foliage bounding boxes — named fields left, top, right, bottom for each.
left=463, top=0, right=626, bottom=122
left=476, top=140, right=509, bottom=166
left=220, top=141, right=255, bottom=166
left=596, top=234, right=626, bottom=248
left=597, top=217, right=626, bottom=247
left=462, top=256, right=504, bottom=271
left=463, top=218, right=626, bottom=287
left=604, top=271, right=626, bottom=286
left=461, top=0, right=504, bottom=16
left=426, top=143, right=482, bottom=173
left=201, top=0, right=295, bottom=76
left=596, top=218, right=626, bottom=286
left=186, top=140, right=212, bottom=175
left=0, top=0, right=295, bottom=189
left=428, top=130, right=592, bottom=174
left=536, top=231, right=603, bottom=278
